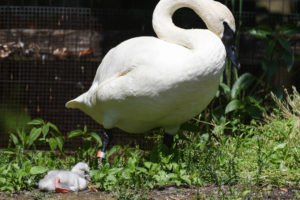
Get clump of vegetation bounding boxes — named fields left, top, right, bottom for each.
left=0, top=151, right=74, bottom=192
left=0, top=119, right=74, bottom=192
left=67, top=125, right=102, bottom=168
left=90, top=87, right=300, bottom=198
left=0, top=89, right=299, bottom=199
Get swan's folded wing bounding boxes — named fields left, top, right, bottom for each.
left=90, top=36, right=186, bottom=88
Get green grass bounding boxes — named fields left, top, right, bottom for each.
left=0, top=89, right=299, bottom=199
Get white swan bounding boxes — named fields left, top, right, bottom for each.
left=66, top=0, right=239, bottom=154
left=38, top=162, right=90, bottom=193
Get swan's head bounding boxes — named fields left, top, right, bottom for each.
left=205, top=1, right=236, bottom=38
left=71, top=162, right=91, bottom=181
left=205, top=1, right=240, bottom=68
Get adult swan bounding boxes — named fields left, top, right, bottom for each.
left=66, top=0, right=239, bottom=162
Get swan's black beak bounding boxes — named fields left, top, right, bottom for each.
left=226, top=44, right=240, bottom=69
left=222, top=22, right=240, bottom=69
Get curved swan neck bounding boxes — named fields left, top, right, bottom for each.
left=152, top=0, right=218, bottom=48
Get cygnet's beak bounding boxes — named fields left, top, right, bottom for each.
left=85, top=175, right=91, bottom=182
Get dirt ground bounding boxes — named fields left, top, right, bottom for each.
left=0, top=185, right=299, bottom=200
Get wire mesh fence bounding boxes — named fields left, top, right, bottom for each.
left=0, top=1, right=299, bottom=149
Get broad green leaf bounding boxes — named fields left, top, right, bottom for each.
left=89, top=132, right=102, bottom=146
left=109, top=167, right=123, bottom=175
left=181, top=175, right=192, bottom=185
left=27, top=119, right=44, bottom=125
left=47, top=122, right=61, bottom=134
left=248, top=27, right=272, bottom=39
left=1, top=185, right=14, bottom=192
left=30, top=166, right=48, bottom=175
left=27, top=127, right=42, bottom=146
left=55, top=136, right=64, bottom=152
left=12, top=163, right=20, bottom=170
left=225, top=99, right=243, bottom=114
left=136, top=167, right=147, bottom=174
left=144, top=161, right=152, bottom=169
left=277, top=36, right=294, bottom=71
left=106, top=145, right=121, bottom=159
left=281, top=50, right=294, bottom=72
left=42, top=124, right=49, bottom=137
left=48, top=138, right=57, bottom=151
left=174, top=180, right=182, bottom=186
left=38, top=138, right=46, bottom=143
left=84, top=136, right=92, bottom=142
left=220, top=82, right=231, bottom=97
left=280, top=24, right=300, bottom=35
left=16, top=129, right=26, bottom=146
left=277, top=36, right=292, bottom=53
left=68, top=130, right=83, bottom=138
left=266, top=40, right=276, bottom=59
left=10, top=133, right=19, bottom=146
left=106, top=174, right=117, bottom=182
left=231, top=73, right=255, bottom=99
left=161, top=155, right=172, bottom=164
left=1, top=149, right=14, bottom=154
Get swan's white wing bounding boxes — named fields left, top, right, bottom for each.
left=90, top=36, right=189, bottom=89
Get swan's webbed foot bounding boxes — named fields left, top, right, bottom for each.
left=97, top=129, right=113, bottom=166
left=163, top=134, right=174, bottom=149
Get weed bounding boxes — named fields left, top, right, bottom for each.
left=6, top=119, right=65, bottom=156
left=67, top=125, right=102, bottom=168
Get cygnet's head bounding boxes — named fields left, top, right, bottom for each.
left=71, top=162, right=91, bottom=181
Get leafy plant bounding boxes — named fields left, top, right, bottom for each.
left=249, top=25, right=300, bottom=84
left=68, top=125, right=102, bottom=167
left=222, top=73, right=266, bottom=120
left=27, top=119, right=65, bottom=153
left=0, top=151, right=74, bottom=192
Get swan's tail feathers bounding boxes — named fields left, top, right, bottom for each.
left=65, top=93, right=86, bottom=109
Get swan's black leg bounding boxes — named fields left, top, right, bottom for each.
left=163, top=134, right=174, bottom=148
left=97, top=129, right=113, bottom=164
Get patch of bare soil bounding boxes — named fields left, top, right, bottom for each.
left=0, top=186, right=299, bottom=200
